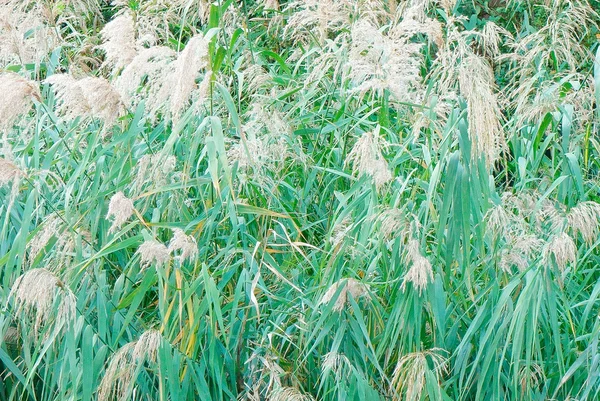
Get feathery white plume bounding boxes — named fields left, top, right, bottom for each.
left=99, top=13, right=137, bottom=73
left=268, top=386, right=314, bottom=401
left=132, top=329, right=162, bottom=363
left=168, top=228, right=198, bottom=263
left=346, top=128, right=392, bottom=190
left=319, top=278, right=370, bottom=312
left=0, top=72, right=40, bottom=131
left=567, top=201, right=600, bottom=245
left=0, top=157, right=23, bottom=187
left=106, top=192, right=134, bottom=233
left=543, top=232, right=577, bottom=272
left=45, top=74, right=124, bottom=128
left=391, top=348, right=448, bottom=401
left=27, top=216, right=61, bottom=264
left=97, top=342, right=136, bottom=401
left=9, top=268, right=76, bottom=335
left=401, top=239, right=433, bottom=294
left=115, top=46, right=176, bottom=107
left=137, top=240, right=170, bottom=269
left=458, top=53, right=505, bottom=164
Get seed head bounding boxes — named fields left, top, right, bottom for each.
left=106, top=192, right=134, bottom=234
left=543, top=232, right=577, bottom=272
left=401, top=239, right=433, bottom=294
left=99, top=13, right=137, bottom=73
left=319, top=278, right=370, bottom=312
left=115, top=46, right=177, bottom=108
left=45, top=74, right=124, bottom=128
left=27, top=216, right=61, bottom=264
left=132, top=329, right=162, bottom=363
left=268, top=386, right=314, bottom=401
left=0, top=157, right=23, bottom=187
left=167, top=34, right=209, bottom=120
left=0, top=7, right=58, bottom=67
left=485, top=204, right=512, bottom=239
left=567, top=201, right=600, bottom=245
left=391, top=348, right=448, bottom=401
left=0, top=72, right=40, bottom=132
left=97, top=342, right=136, bottom=401
left=348, top=20, right=425, bottom=105
left=346, top=128, right=392, bottom=190
left=137, top=240, right=170, bottom=269
left=168, top=228, right=198, bottom=263
left=499, top=235, right=543, bottom=273
left=458, top=53, right=505, bottom=165
left=321, top=351, right=353, bottom=381
left=9, top=268, right=75, bottom=335
left=133, top=153, right=177, bottom=193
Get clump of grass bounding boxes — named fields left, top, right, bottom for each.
left=1, top=1, right=600, bottom=400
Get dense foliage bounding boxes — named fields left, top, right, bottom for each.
left=1, top=0, right=600, bottom=400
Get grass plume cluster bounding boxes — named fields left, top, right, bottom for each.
left=1, top=0, right=600, bottom=400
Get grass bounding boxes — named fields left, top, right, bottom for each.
left=1, top=0, right=600, bottom=400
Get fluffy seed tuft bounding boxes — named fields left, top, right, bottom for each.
left=9, top=268, right=75, bottom=335
left=137, top=240, right=170, bottom=269
left=106, top=192, right=135, bottom=233
left=401, top=239, right=433, bottom=294
left=346, top=128, right=392, bottom=190
left=319, top=278, right=370, bottom=312
left=168, top=228, right=198, bottom=263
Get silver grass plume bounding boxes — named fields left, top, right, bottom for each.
left=567, top=201, right=600, bottom=245
left=458, top=53, right=505, bottom=164
left=133, top=153, right=177, bottom=194
left=0, top=5, right=59, bottom=67
left=543, top=232, right=577, bottom=272
left=98, top=329, right=163, bottom=401
left=330, top=217, right=353, bottom=249
left=319, top=278, right=370, bottom=312
left=106, top=192, right=135, bottom=234
left=227, top=102, right=293, bottom=185
left=397, top=4, right=444, bottom=48
left=114, top=46, right=176, bottom=108
left=9, top=268, right=76, bottom=335
left=499, top=235, right=544, bottom=273
left=97, top=342, right=136, bottom=401
left=99, top=13, right=137, bottom=73
left=0, top=72, right=40, bottom=132
left=284, top=0, right=389, bottom=43
left=378, top=208, right=419, bottom=245
left=137, top=240, right=170, bottom=269
left=243, top=347, right=286, bottom=399
left=156, top=34, right=210, bottom=121
left=132, top=329, right=162, bottom=363
left=518, top=363, right=545, bottom=396
left=391, top=348, right=448, bottom=401
left=401, top=239, right=433, bottom=294
left=346, top=128, right=392, bottom=190
left=502, top=1, right=598, bottom=127
left=168, top=228, right=198, bottom=263
left=505, top=0, right=597, bottom=73
left=321, top=351, right=353, bottom=382
left=27, top=216, right=61, bottom=264
left=284, top=0, right=351, bottom=44
left=439, top=0, right=456, bottom=12
left=111, top=0, right=210, bottom=42
left=8, top=0, right=101, bottom=21
left=268, top=386, right=314, bottom=401
left=45, top=74, right=124, bottom=128
left=479, top=21, right=511, bottom=59
left=0, top=157, right=23, bottom=187
left=348, top=20, right=426, bottom=105
left=485, top=202, right=514, bottom=240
